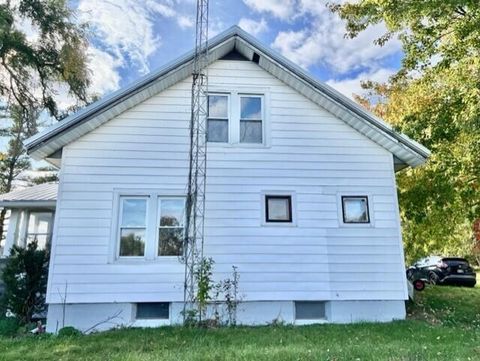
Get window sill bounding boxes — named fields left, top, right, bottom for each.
left=338, top=222, right=374, bottom=228
left=207, top=143, right=270, bottom=149
left=295, top=319, right=328, bottom=325
left=261, top=222, right=297, bottom=227
left=132, top=319, right=170, bottom=328
left=112, top=256, right=182, bottom=264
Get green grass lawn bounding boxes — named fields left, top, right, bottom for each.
left=1, top=286, right=479, bottom=361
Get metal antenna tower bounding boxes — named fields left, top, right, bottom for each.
left=183, top=0, right=209, bottom=321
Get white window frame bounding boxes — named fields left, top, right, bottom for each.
left=207, top=93, right=230, bottom=144
left=116, top=195, right=149, bottom=259
left=207, top=87, right=270, bottom=148
left=260, top=190, right=297, bottom=227
left=336, top=193, right=375, bottom=227
left=110, top=190, right=186, bottom=263
left=238, top=94, right=264, bottom=145
left=156, top=197, right=186, bottom=258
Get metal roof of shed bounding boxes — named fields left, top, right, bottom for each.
left=24, top=26, right=429, bottom=169
left=0, top=183, right=57, bottom=208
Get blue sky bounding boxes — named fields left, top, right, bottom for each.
left=73, top=0, right=403, bottom=101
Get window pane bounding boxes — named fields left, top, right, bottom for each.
left=267, top=197, right=291, bottom=222
left=120, top=228, right=145, bottom=256
left=343, top=197, right=369, bottom=223
left=27, top=212, right=52, bottom=234
left=160, top=199, right=185, bottom=226
left=158, top=228, right=183, bottom=256
left=208, top=95, right=228, bottom=118
left=207, top=119, right=228, bottom=142
left=136, top=302, right=169, bottom=319
left=241, top=97, right=262, bottom=119
left=295, top=301, right=325, bottom=320
left=240, top=119, right=262, bottom=143
left=121, top=198, right=147, bottom=227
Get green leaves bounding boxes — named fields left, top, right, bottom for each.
left=335, top=1, right=480, bottom=262
left=0, top=0, right=90, bottom=119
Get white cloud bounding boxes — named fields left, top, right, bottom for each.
left=77, top=0, right=164, bottom=74
left=326, top=68, right=395, bottom=100
left=87, top=47, right=122, bottom=95
left=243, top=0, right=401, bottom=76
left=76, top=0, right=194, bottom=100
left=238, top=18, right=268, bottom=36
left=242, top=0, right=296, bottom=20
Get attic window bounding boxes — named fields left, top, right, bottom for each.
left=207, top=95, right=229, bottom=143
left=252, top=52, right=260, bottom=63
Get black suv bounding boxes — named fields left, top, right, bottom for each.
left=407, top=256, right=476, bottom=288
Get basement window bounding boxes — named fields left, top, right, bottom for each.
left=136, top=302, right=169, bottom=319
left=342, top=196, right=370, bottom=224
left=295, top=301, right=326, bottom=320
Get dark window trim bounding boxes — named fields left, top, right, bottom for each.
left=341, top=195, right=370, bottom=224
left=136, top=302, right=170, bottom=320
left=265, top=195, right=292, bottom=223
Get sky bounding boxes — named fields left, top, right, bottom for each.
left=72, top=0, right=403, bottom=102
left=3, top=0, right=405, bottom=166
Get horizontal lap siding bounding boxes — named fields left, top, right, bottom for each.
left=48, top=60, right=406, bottom=304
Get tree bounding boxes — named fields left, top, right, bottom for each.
left=331, top=1, right=480, bottom=263
left=330, top=1, right=480, bottom=74
left=0, top=0, right=90, bottom=120
left=1, top=241, right=49, bottom=324
left=0, top=105, right=39, bottom=239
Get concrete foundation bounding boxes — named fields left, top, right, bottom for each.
left=46, top=300, right=406, bottom=333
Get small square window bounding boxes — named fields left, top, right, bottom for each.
left=342, top=196, right=370, bottom=223
left=136, top=302, right=169, bottom=319
left=265, top=195, right=292, bottom=223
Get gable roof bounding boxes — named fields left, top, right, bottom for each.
left=24, top=26, right=429, bottom=169
left=0, top=182, right=57, bottom=208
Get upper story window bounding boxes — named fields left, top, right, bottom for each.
left=207, top=95, right=229, bottom=143
left=341, top=196, right=370, bottom=224
left=117, top=195, right=186, bottom=259
left=207, top=92, right=264, bottom=145
left=240, top=96, right=263, bottom=143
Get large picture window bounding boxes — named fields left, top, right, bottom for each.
left=116, top=194, right=185, bottom=260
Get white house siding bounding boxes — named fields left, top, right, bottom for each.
left=47, top=59, right=407, bottom=308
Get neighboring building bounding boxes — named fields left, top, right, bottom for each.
left=0, top=183, right=57, bottom=257
left=19, top=27, right=428, bottom=332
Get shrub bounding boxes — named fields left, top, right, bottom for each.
left=1, top=242, right=49, bottom=324
left=0, top=317, right=20, bottom=337
left=58, top=326, right=82, bottom=337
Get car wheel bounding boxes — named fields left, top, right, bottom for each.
left=413, top=279, right=425, bottom=291
left=429, top=272, right=439, bottom=285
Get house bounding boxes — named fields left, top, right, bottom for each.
left=21, top=26, right=429, bottom=332
left=0, top=183, right=57, bottom=256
